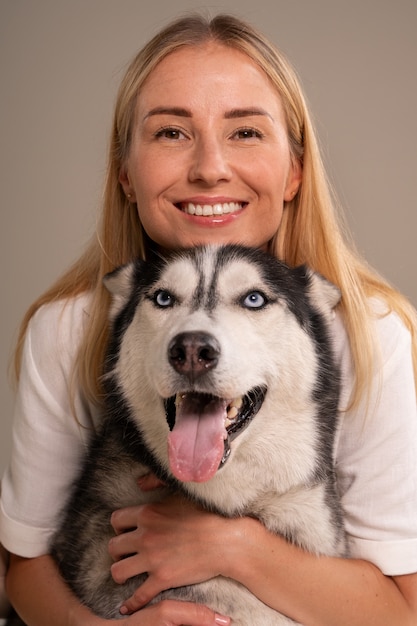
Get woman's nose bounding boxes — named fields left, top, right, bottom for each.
left=188, top=137, right=232, bottom=185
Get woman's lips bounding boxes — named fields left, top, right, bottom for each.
left=176, top=201, right=246, bottom=216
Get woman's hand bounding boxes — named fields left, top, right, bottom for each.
left=6, top=551, right=230, bottom=626
left=108, top=492, right=235, bottom=616
left=111, top=599, right=230, bottom=626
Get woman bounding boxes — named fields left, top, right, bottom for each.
left=1, top=13, right=417, bottom=626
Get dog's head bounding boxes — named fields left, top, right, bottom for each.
left=103, top=245, right=340, bottom=486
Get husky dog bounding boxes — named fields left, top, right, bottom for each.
left=9, top=244, right=347, bottom=626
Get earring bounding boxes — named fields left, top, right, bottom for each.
left=127, top=193, right=132, bottom=200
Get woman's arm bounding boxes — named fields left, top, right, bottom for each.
left=109, top=498, right=417, bottom=626
left=232, top=516, right=417, bottom=626
left=6, top=552, right=230, bottom=626
left=6, top=554, right=103, bottom=626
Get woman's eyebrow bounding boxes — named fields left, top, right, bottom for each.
left=224, top=107, right=273, bottom=120
left=144, top=107, right=192, bottom=120
left=143, top=106, right=273, bottom=121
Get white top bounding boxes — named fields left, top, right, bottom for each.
left=1, top=294, right=417, bottom=582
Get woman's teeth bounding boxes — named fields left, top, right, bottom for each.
left=180, top=202, right=244, bottom=216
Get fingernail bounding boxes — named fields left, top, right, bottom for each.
left=215, top=615, right=230, bottom=625
left=119, top=605, right=128, bottom=615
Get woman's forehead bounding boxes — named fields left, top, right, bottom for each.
left=136, top=43, right=285, bottom=122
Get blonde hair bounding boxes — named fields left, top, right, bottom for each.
left=13, top=13, right=417, bottom=411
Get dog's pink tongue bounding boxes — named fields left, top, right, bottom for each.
left=168, top=394, right=227, bottom=483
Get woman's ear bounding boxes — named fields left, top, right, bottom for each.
left=119, top=166, right=136, bottom=202
left=284, top=159, right=302, bottom=202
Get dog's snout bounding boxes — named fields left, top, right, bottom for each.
left=168, top=332, right=220, bottom=380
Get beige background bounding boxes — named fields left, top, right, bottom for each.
left=1, top=0, right=416, bottom=474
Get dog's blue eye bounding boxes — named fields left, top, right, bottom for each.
left=154, top=290, right=175, bottom=308
left=242, top=291, right=267, bottom=309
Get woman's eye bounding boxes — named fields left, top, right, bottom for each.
left=155, top=127, right=186, bottom=141
left=153, top=289, right=175, bottom=307
left=233, top=128, right=264, bottom=140
left=241, top=291, right=267, bottom=309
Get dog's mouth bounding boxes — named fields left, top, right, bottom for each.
left=164, top=386, right=266, bottom=483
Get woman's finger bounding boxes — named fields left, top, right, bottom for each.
left=108, top=529, right=141, bottom=561
left=119, top=572, right=168, bottom=613
left=110, top=506, right=142, bottom=535
left=111, top=554, right=145, bottom=584
left=122, top=598, right=230, bottom=626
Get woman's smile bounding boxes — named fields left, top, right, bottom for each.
left=176, top=201, right=246, bottom=217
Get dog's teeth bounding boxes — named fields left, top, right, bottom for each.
left=230, top=397, right=243, bottom=409
left=227, top=406, right=239, bottom=420
left=225, top=417, right=235, bottom=428
left=225, top=396, right=243, bottom=425
left=175, top=393, right=186, bottom=407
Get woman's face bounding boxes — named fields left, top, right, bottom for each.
left=119, top=43, right=302, bottom=251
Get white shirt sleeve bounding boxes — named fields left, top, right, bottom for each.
left=0, top=295, right=98, bottom=558
left=333, top=306, right=417, bottom=575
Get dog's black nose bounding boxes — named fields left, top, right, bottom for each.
left=168, top=332, right=220, bottom=381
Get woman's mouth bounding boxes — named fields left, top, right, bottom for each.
left=176, top=202, right=246, bottom=216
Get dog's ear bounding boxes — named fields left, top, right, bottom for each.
left=103, top=263, right=136, bottom=320
left=305, top=269, right=341, bottom=321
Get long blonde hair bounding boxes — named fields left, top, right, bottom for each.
left=13, top=13, right=417, bottom=410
